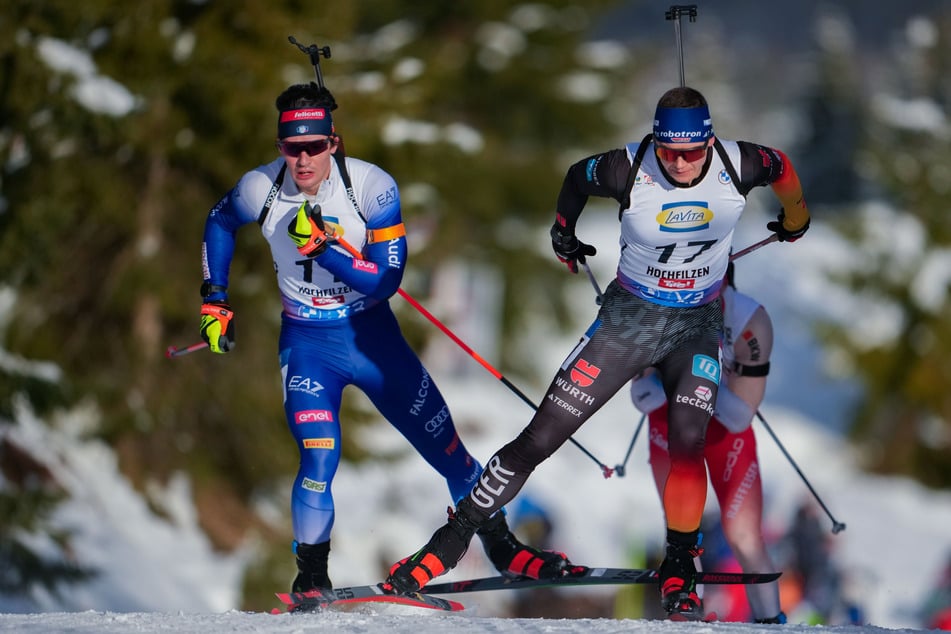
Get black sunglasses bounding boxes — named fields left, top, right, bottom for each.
left=277, top=139, right=332, bottom=157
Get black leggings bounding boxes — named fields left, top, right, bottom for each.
left=468, top=281, right=722, bottom=515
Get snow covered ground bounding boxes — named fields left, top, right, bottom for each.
left=0, top=608, right=939, bottom=634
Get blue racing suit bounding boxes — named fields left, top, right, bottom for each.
left=201, top=154, right=481, bottom=544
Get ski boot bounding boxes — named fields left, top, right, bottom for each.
left=384, top=498, right=484, bottom=594
left=659, top=530, right=705, bottom=620
left=476, top=511, right=577, bottom=580
left=755, top=612, right=788, bottom=624
left=292, top=540, right=332, bottom=592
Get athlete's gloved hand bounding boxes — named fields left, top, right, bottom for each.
left=288, top=202, right=333, bottom=256
left=629, top=371, right=667, bottom=415
left=550, top=223, right=596, bottom=273
left=199, top=302, right=235, bottom=353
left=766, top=210, right=809, bottom=242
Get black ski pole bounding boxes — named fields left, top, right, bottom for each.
left=755, top=411, right=846, bottom=534
left=613, top=413, right=646, bottom=477
left=581, top=262, right=604, bottom=306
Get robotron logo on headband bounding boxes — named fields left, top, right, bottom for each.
left=653, top=105, right=713, bottom=143
left=653, top=127, right=711, bottom=142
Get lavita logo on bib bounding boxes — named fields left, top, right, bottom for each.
left=656, top=201, right=713, bottom=233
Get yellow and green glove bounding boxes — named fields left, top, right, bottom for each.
left=199, top=302, right=235, bottom=353
left=288, top=202, right=333, bottom=256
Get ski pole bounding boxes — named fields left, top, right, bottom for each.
left=731, top=234, right=778, bottom=261
left=665, top=5, right=698, bottom=87
left=613, top=413, right=646, bottom=477
left=166, top=341, right=208, bottom=358
left=581, top=261, right=604, bottom=305
left=755, top=410, right=847, bottom=534
left=328, top=231, right=614, bottom=477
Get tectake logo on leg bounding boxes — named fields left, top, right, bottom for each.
left=694, top=385, right=713, bottom=401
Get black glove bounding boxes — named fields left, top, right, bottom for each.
left=199, top=301, right=235, bottom=353
left=766, top=210, right=809, bottom=242
left=550, top=223, right=596, bottom=273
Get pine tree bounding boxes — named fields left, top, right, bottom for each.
left=803, top=10, right=951, bottom=488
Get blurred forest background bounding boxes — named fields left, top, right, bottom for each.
left=1, top=0, right=950, bottom=612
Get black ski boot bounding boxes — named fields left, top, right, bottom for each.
left=476, top=511, right=574, bottom=580
left=658, top=530, right=704, bottom=620
left=385, top=498, right=485, bottom=594
left=755, top=612, right=788, bottom=624
left=292, top=540, right=332, bottom=593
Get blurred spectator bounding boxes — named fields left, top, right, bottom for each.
left=776, top=501, right=864, bottom=624
left=919, top=552, right=951, bottom=630
left=696, top=512, right=753, bottom=622
left=614, top=539, right=666, bottom=620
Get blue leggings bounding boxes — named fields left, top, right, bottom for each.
left=279, top=303, right=482, bottom=544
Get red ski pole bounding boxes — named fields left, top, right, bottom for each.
left=166, top=341, right=208, bottom=358
left=331, top=234, right=615, bottom=477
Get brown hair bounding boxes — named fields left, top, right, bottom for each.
left=276, top=83, right=338, bottom=113
left=656, top=86, right=708, bottom=109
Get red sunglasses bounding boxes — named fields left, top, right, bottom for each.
left=655, top=145, right=708, bottom=163
left=277, top=139, right=332, bottom=157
